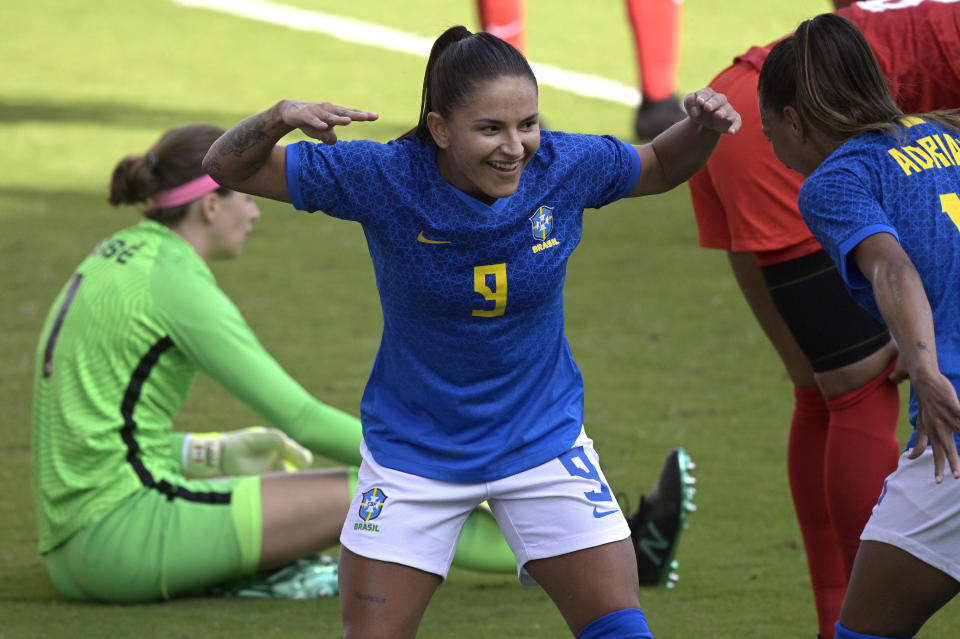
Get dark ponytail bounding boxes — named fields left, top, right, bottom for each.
left=402, top=25, right=537, bottom=141
left=108, top=123, right=228, bottom=225
left=759, top=14, right=903, bottom=141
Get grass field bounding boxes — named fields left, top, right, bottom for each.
left=3, top=1, right=957, bottom=637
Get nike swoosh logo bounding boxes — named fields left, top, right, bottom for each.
left=593, top=507, right=618, bottom=518
left=417, top=231, right=452, bottom=245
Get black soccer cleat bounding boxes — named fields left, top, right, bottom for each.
left=633, top=95, right=688, bottom=141
left=626, top=447, right=696, bottom=588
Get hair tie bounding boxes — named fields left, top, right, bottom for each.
left=146, top=152, right=159, bottom=171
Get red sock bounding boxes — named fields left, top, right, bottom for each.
left=476, top=0, right=526, bottom=55
left=625, top=0, right=682, bottom=101
left=788, top=385, right=845, bottom=639
left=824, top=362, right=901, bottom=576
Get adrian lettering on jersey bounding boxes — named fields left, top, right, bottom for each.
left=355, top=487, right=387, bottom=533
left=887, top=117, right=960, bottom=177
left=529, top=205, right=561, bottom=254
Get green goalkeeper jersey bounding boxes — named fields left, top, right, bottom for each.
left=32, top=220, right=361, bottom=553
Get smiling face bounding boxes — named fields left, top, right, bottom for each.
left=429, top=74, right=540, bottom=204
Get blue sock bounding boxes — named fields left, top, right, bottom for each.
left=577, top=608, right=654, bottom=639
left=834, top=621, right=912, bottom=639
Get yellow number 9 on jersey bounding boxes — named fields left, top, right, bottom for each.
left=472, top=263, right=507, bottom=317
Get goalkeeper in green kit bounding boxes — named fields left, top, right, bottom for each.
left=33, top=123, right=694, bottom=603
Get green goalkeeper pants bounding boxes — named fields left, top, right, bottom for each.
left=44, top=476, right=261, bottom=602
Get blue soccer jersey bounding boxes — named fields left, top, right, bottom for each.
left=799, top=117, right=960, bottom=428
left=286, top=131, right=641, bottom=481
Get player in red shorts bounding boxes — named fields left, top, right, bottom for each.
left=475, top=0, right=686, bottom=139
left=689, top=1, right=960, bottom=637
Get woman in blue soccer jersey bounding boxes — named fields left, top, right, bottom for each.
left=205, top=25, right=739, bottom=639
left=758, top=14, right=960, bottom=639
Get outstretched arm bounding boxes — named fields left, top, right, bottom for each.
left=203, top=100, right=379, bottom=202
left=854, top=232, right=960, bottom=482
left=628, top=87, right=741, bottom=197
left=156, top=258, right=364, bottom=467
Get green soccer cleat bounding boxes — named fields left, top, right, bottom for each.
left=626, top=447, right=696, bottom=588
left=210, top=554, right=339, bottom=599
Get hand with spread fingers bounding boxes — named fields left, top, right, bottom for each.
left=909, top=372, right=960, bottom=483
left=278, top=100, right=379, bottom=145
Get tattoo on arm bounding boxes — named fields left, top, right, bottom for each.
left=219, top=114, right=269, bottom=158
left=354, top=592, right=387, bottom=604
left=204, top=155, right=223, bottom=179
left=917, top=341, right=929, bottom=351
left=207, top=113, right=274, bottom=182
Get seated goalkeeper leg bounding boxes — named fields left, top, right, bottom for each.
left=42, top=469, right=353, bottom=602
left=453, top=502, right=519, bottom=573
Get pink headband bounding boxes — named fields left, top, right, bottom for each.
left=151, top=174, right=221, bottom=209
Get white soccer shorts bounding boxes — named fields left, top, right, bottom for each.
left=860, top=445, right=960, bottom=582
left=340, top=427, right=630, bottom=586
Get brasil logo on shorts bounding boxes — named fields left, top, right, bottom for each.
left=359, top=487, right=387, bottom=521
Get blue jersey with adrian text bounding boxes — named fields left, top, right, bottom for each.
left=286, top=131, right=641, bottom=481
left=798, top=117, right=960, bottom=429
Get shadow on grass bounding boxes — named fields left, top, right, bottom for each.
left=0, top=98, right=416, bottom=140
left=0, top=98, right=247, bottom=130
left=0, top=186, right=102, bottom=203
left=0, top=187, right=114, bottom=232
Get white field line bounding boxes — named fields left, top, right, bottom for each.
left=173, top=0, right=640, bottom=107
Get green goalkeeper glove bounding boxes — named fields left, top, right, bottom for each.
left=181, top=426, right=314, bottom=478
